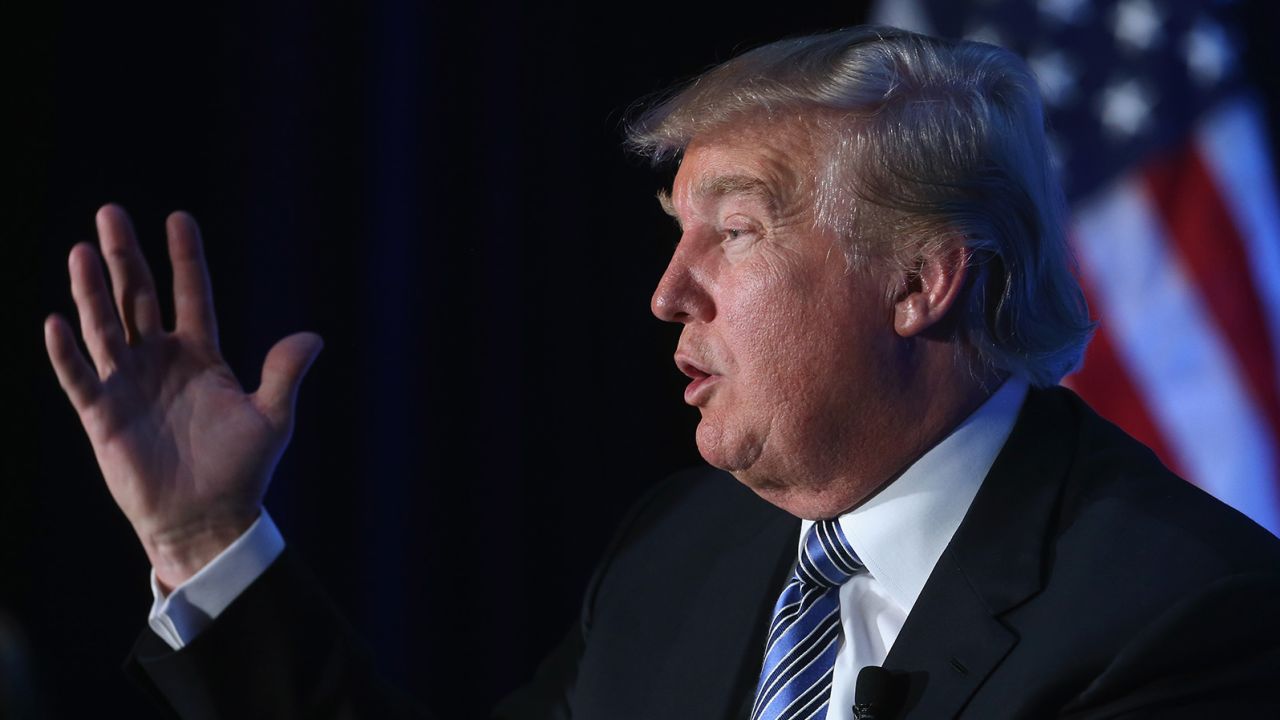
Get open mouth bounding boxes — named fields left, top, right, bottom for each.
left=676, top=357, right=711, bottom=381
left=675, top=354, right=719, bottom=405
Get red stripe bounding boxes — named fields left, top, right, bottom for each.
left=1142, top=145, right=1280, bottom=466
left=1066, top=307, right=1185, bottom=478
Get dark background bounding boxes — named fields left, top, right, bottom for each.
left=8, top=1, right=1280, bottom=718
left=11, top=2, right=881, bottom=718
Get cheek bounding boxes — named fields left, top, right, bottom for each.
left=725, top=262, right=887, bottom=420
left=726, top=257, right=838, bottom=373
left=720, top=290, right=829, bottom=423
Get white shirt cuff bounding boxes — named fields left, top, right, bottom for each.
left=147, top=510, right=286, bottom=650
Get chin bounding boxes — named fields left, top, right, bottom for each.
left=694, top=418, right=764, bottom=474
left=740, top=481, right=849, bottom=521
left=695, top=421, right=802, bottom=509
left=695, top=426, right=867, bottom=520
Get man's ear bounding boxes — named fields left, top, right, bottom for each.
left=893, top=244, right=970, bottom=338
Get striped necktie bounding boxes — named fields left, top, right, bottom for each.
left=750, top=519, right=865, bottom=720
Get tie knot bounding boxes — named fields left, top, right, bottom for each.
left=796, top=519, right=864, bottom=588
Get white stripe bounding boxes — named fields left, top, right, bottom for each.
left=755, top=612, right=839, bottom=714
left=1072, top=176, right=1280, bottom=536
left=818, top=521, right=859, bottom=575
left=765, top=585, right=821, bottom=655
left=801, top=540, right=840, bottom=587
left=801, top=699, right=830, bottom=720
left=769, top=593, right=803, bottom=628
left=755, top=621, right=842, bottom=719
left=1194, top=96, right=1280, bottom=384
left=759, top=592, right=836, bottom=690
left=775, top=668, right=833, bottom=720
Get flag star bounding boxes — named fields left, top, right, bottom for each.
left=1098, top=79, right=1154, bottom=139
left=1113, top=0, right=1163, bottom=51
left=1039, top=0, right=1091, bottom=24
left=1184, top=18, right=1233, bottom=87
left=965, top=23, right=1006, bottom=47
left=1029, top=50, right=1078, bottom=106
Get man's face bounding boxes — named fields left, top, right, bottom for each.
left=651, top=121, right=910, bottom=517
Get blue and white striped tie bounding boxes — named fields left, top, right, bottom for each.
left=750, top=519, right=864, bottom=720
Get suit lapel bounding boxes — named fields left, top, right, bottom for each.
left=882, top=551, right=1019, bottom=717
left=884, top=387, right=1077, bottom=718
left=647, top=505, right=799, bottom=720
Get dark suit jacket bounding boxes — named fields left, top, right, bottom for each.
left=126, top=387, right=1280, bottom=718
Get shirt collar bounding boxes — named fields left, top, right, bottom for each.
left=798, top=377, right=1029, bottom=614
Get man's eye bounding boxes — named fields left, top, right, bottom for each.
left=724, top=228, right=750, bottom=241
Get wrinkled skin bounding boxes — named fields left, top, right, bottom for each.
left=652, top=119, right=992, bottom=519
left=44, top=206, right=323, bottom=590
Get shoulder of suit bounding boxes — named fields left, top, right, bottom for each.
left=606, top=465, right=791, bottom=557
left=1041, top=385, right=1280, bottom=580
left=576, top=466, right=794, bottom=630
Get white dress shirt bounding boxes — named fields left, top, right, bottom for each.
left=147, top=511, right=284, bottom=649
left=149, top=379, right=1028, bottom=718
left=818, top=378, right=1027, bottom=720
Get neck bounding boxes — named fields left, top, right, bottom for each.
left=758, top=349, right=1005, bottom=520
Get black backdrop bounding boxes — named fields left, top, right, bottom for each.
left=13, top=2, right=874, bottom=718
left=10, top=1, right=1280, bottom=718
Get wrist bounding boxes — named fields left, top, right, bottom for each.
left=141, top=510, right=260, bottom=593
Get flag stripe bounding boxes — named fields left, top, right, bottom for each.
left=1064, top=318, right=1183, bottom=477
left=869, top=0, right=1280, bottom=541
left=1072, top=173, right=1280, bottom=535
left=1195, top=98, right=1280, bottom=364
left=1142, top=145, right=1280, bottom=478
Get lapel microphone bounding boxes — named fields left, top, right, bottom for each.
left=852, top=665, right=896, bottom=720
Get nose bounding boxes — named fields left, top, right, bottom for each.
left=651, top=243, right=714, bottom=324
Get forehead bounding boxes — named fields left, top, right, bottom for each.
left=671, top=119, right=816, bottom=208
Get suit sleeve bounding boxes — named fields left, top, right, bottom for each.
left=125, top=546, right=582, bottom=720
left=126, top=548, right=432, bottom=720
left=124, top=475, right=693, bottom=720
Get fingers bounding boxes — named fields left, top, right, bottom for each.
left=167, top=211, right=219, bottom=347
left=44, top=314, right=102, bottom=410
left=69, top=242, right=129, bottom=378
left=254, top=332, right=324, bottom=429
left=96, top=204, right=163, bottom=342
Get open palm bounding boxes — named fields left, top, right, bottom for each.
left=44, top=205, right=322, bottom=588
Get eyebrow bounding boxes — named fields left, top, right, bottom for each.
left=697, top=174, right=779, bottom=208
left=655, top=174, right=780, bottom=228
left=657, top=189, right=678, bottom=220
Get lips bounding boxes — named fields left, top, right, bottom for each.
left=675, top=353, right=720, bottom=405
left=676, top=355, right=711, bottom=380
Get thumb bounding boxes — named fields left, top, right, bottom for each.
left=255, top=331, right=324, bottom=429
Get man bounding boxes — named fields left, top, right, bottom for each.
left=44, top=25, right=1280, bottom=719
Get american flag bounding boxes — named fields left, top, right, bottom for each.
left=876, top=0, right=1280, bottom=535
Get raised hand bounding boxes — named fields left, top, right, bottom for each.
left=44, top=205, right=323, bottom=591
